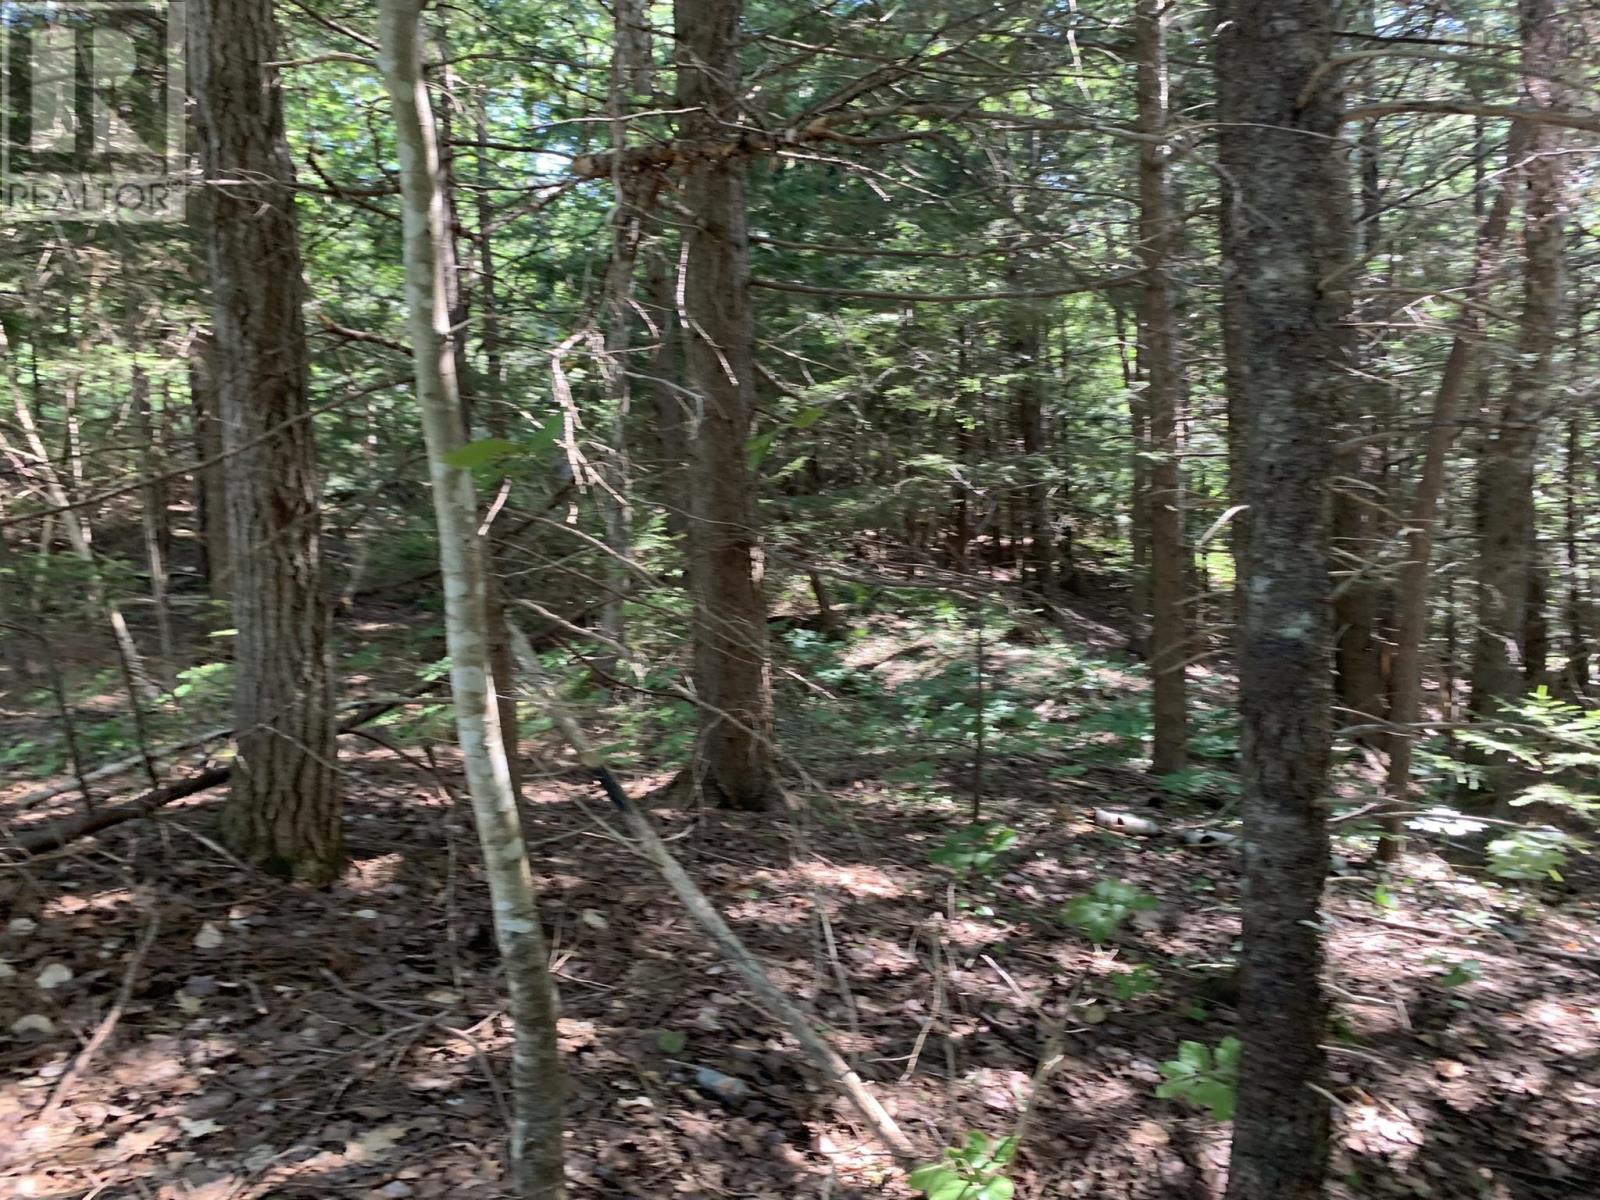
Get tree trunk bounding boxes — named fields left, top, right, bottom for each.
left=1379, top=132, right=1520, bottom=861
left=1469, top=0, right=1572, bottom=720
left=188, top=333, right=229, bottom=601
left=192, top=0, right=341, bottom=881
left=674, top=0, right=776, bottom=810
left=435, top=28, right=524, bottom=795
left=1011, top=308, right=1056, bottom=604
left=1330, top=0, right=1389, bottom=745
left=594, top=0, right=655, bottom=666
left=1136, top=0, right=1188, bottom=775
left=133, top=366, right=177, bottom=689
left=378, top=5, right=567, bottom=1195
left=1119, top=295, right=1151, bottom=647
left=1214, top=3, right=1347, bottom=1196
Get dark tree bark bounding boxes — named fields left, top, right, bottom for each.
left=1214, top=3, right=1349, bottom=1197
left=192, top=0, right=341, bottom=881
left=674, top=0, right=776, bottom=810
left=1331, top=0, right=1389, bottom=746
left=1137, top=0, right=1188, bottom=775
left=1380, top=130, right=1521, bottom=861
left=1470, top=0, right=1573, bottom=719
left=188, top=332, right=229, bottom=600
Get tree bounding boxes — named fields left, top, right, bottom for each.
left=1136, top=0, right=1188, bottom=775
left=1470, top=0, right=1575, bottom=722
left=377, top=3, right=566, bottom=1194
left=674, top=0, right=777, bottom=810
left=189, top=0, right=341, bottom=881
left=1214, top=2, right=1349, bottom=1196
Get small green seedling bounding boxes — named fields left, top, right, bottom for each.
left=908, top=1131, right=1018, bottom=1200
left=1435, top=958, right=1483, bottom=989
left=1105, top=963, right=1159, bottom=1001
left=928, top=823, right=1018, bottom=877
left=1156, top=1036, right=1241, bottom=1121
left=1064, top=878, right=1158, bottom=944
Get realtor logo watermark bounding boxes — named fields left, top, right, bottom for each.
left=2, top=1, right=185, bottom=222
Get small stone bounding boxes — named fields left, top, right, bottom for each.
left=36, top=963, right=74, bottom=990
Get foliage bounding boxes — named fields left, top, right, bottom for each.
left=1156, top=1036, right=1241, bottom=1121
left=1435, top=958, right=1484, bottom=989
left=1104, top=962, right=1160, bottom=1001
left=1485, top=829, right=1569, bottom=883
left=1064, top=879, right=1158, bottom=945
left=908, top=1131, right=1018, bottom=1200
left=928, top=823, right=1018, bottom=877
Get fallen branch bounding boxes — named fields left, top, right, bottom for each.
left=506, top=624, right=921, bottom=1173
left=6, top=690, right=437, bottom=856
left=16, top=724, right=236, bottom=810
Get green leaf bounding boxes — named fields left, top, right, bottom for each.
left=523, top=414, right=562, bottom=455
left=747, top=429, right=778, bottom=468
left=992, top=1135, right=1019, bottom=1166
left=655, top=1030, right=687, bottom=1054
left=792, top=404, right=827, bottom=430
left=907, top=1164, right=951, bottom=1194
left=445, top=437, right=518, bottom=469
left=1438, top=959, right=1482, bottom=989
left=929, top=1178, right=978, bottom=1200
left=979, top=1179, right=1015, bottom=1200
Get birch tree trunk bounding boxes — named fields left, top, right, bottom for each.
left=674, top=0, right=776, bottom=810
left=1011, top=308, right=1056, bottom=604
left=1137, top=0, right=1188, bottom=776
left=1215, top=2, right=1348, bottom=1195
left=192, top=0, right=341, bottom=881
left=377, top=5, right=566, bottom=1194
left=133, top=366, right=177, bottom=689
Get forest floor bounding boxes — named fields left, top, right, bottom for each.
left=3, top=594, right=1599, bottom=1200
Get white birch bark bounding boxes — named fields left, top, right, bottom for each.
left=377, top=4, right=566, bottom=1195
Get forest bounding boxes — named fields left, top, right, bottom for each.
left=2, top=0, right=1598, bottom=1197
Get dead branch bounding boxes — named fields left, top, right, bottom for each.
left=6, top=690, right=436, bottom=856
left=505, top=623, right=922, bottom=1173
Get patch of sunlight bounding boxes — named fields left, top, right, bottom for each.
left=725, top=897, right=810, bottom=928
left=344, top=853, right=403, bottom=892
left=843, top=934, right=917, bottom=977
left=44, top=886, right=136, bottom=919
left=1344, top=1101, right=1424, bottom=1163
left=1513, top=999, right=1599, bottom=1058
left=787, top=860, right=907, bottom=900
